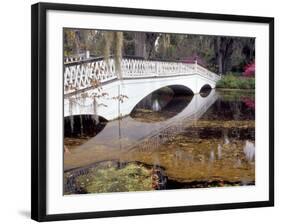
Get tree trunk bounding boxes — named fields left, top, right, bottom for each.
left=75, top=31, right=81, bottom=55
left=134, top=33, right=147, bottom=59
left=146, top=33, right=158, bottom=59
left=214, top=37, right=234, bottom=75
left=216, top=37, right=223, bottom=74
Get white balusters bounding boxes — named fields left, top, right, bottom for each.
left=64, top=58, right=220, bottom=94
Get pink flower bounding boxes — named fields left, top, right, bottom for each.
left=242, top=97, right=255, bottom=109
left=243, top=62, right=255, bottom=77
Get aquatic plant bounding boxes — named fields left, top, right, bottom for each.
left=74, top=162, right=154, bottom=193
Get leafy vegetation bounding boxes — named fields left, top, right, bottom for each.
left=216, top=74, right=255, bottom=89
left=64, top=29, right=255, bottom=75
left=64, top=29, right=255, bottom=90
left=75, top=162, right=153, bottom=193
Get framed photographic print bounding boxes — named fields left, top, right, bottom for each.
left=31, top=2, right=274, bottom=222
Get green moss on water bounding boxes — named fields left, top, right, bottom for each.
left=75, top=162, right=153, bottom=193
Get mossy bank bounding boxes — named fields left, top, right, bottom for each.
left=216, top=74, right=255, bottom=89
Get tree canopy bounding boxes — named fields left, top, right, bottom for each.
left=64, top=28, right=255, bottom=75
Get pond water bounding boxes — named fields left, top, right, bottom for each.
left=64, top=88, right=255, bottom=194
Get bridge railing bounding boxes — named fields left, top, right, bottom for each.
left=195, top=63, right=221, bottom=82
left=64, top=58, right=220, bottom=94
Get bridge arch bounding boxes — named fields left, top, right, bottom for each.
left=64, top=75, right=217, bottom=121
left=200, top=84, right=212, bottom=92
left=64, top=114, right=108, bottom=137
left=199, top=84, right=213, bottom=98
left=168, top=85, right=194, bottom=96
left=130, top=85, right=194, bottom=122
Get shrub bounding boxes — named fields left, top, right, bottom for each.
left=216, top=74, right=255, bottom=89
left=243, top=62, right=255, bottom=77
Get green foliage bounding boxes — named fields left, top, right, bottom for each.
left=216, top=74, right=255, bottom=89
left=63, top=28, right=255, bottom=75
left=75, top=162, right=153, bottom=193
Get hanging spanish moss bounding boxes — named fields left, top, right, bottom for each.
left=103, top=31, right=114, bottom=62
left=163, top=34, right=171, bottom=50
left=69, top=115, right=74, bottom=133
left=68, top=98, right=75, bottom=133
left=103, top=31, right=124, bottom=80
left=114, top=32, right=123, bottom=79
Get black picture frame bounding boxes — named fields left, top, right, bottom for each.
left=31, top=2, right=274, bottom=222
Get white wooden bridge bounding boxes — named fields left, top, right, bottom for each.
left=64, top=57, right=221, bottom=120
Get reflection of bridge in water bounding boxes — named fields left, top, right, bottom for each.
left=64, top=90, right=218, bottom=171
left=130, top=90, right=218, bottom=153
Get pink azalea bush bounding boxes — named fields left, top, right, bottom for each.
left=243, top=62, right=255, bottom=77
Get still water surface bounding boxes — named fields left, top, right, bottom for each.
left=64, top=88, right=255, bottom=194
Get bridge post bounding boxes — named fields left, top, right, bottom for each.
left=195, top=59, right=198, bottom=73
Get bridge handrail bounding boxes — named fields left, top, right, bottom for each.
left=64, top=57, right=220, bottom=94
left=64, top=55, right=194, bottom=67
left=196, top=63, right=221, bottom=81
